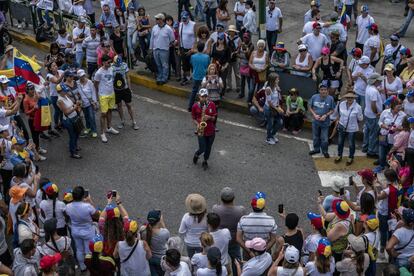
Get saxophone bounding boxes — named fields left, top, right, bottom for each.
left=197, top=104, right=208, bottom=136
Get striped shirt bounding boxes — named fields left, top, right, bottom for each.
left=237, top=212, right=277, bottom=242
left=82, top=35, right=101, bottom=63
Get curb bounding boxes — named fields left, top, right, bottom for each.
left=11, top=30, right=315, bottom=129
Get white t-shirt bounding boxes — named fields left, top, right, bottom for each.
left=178, top=213, right=208, bottom=247
left=41, top=236, right=73, bottom=256
left=356, top=15, right=375, bottom=44
left=234, top=1, right=245, bottom=21
left=197, top=267, right=227, bottom=276
left=403, top=99, right=414, bottom=117
left=381, top=77, right=403, bottom=96
left=352, top=65, right=375, bottom=96
left=364, top=85, right=383, bottom=119
left=170, top=262, right=192, bottom=276
left=0, top=108, right=10, bottom=132
left=65, top=201, right=96, bottom=232
left=363, top=35, right=381, bottom=62
left=94, top=66, right=114, bottom=96
left=393, top=227, right=414, bottom=261
left=46, top=70, right=64, bottom=97
left=241, top=252, right=272, bottom=276
left=305, top=258, right=335, bottom=276
left=265, top=7, right=283, bottom=31
left=211, top=229, right=231, bottom=265
left=72, top=26, right=90, bottom=52
left=191, top=253, right=208, bottom=271
left=276, top=267, right=304, bottom=276
left=377, top=187, right=390, bottom=216
left=300, top=33, right=329, bottom=60
left=40, top=199, right=66, bottom=228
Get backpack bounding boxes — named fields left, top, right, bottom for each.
left=35, top=26, right=48, bottom=43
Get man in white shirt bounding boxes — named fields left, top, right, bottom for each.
left=72, top=17, right=90, bottom=67
left=363, top=23, right=381, bottom=67
left=304, top=0, right=320, bottom=24
left=299, top=22, right=329, bottom=60
left=234, top=0, right=246, bottom=32
left=355, top=4, right=375, bottom=50
left=150, top=13, right=175, bottom=85
left=382, top=34, right=404, bottom=70
left=302, top=9, right=322, bottom=35
left=93, top=55, right=119, bottom=143
left=352, top=56, right=375, bottom=110
left=265, top=0, right=283, bottom=54
left=363, top=73, right=384, bottom=157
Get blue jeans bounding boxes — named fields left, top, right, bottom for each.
left=139, top=32, right=151, bottom=58
left=194, top=0, right=205, bottom=21
left=362, top=116, right=379, bottom=155
left=240, top=75, right=253, bottom=98
left=379, top=143, right=392, bottom=168
left=357, top=94, right=365, bottom=111
left=196, top=135, right=215, bottom=161
left=337, top=125, right=356, bottom=158
left=75, top=51, right=84, bottom=67
left=249, top=105, right=266, bottom=125
left=206, top=8, right=217, bottom=31
left=398, top=8, right=414, bottom=37
left=188, top=79, right=202, bottom=110
left=153, top=49, right=169, bottom=82
left=82, top=105, right=97, bottom=133
left=264, top=106, right=282, bottom=139
left=312, top=120, right=330, bottom=153
left=228, top=242, right=241, bottom=275
left=266, top=30, right=278, bottom=55
left=51, top=96, right=63, bottom=128
left=366, top=260, right=376, bottom=276
left=236, top=20, right=243, bottom=32
left=62, top=118, right=79, bottom=155
left=36, top=8, right=52, bottom=27
left=378, top=213, right=390, bottom=248
left=149, top=256, right=163, bottom=276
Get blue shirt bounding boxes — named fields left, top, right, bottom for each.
left=100, top=12, right=117, bottom=27
left=309, top=93, right=334, bottom=123
left=191, top=53, right=210, bottom=81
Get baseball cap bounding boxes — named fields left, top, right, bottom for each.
left=251, top=192, right=266, bottom=210
left=64, top=70, right=75, bottom=78
left=220, top=187, right=235, bottom=202
left=319, top=80, right=329, bottom=88
left=358, top=168, right=375, bottom=183
left=26, top=82, right=35, bottom=89
left=390, top=34, right=400, bottom=41
left=307, top=212, right=324, bottom=230
left=316, top=238, right=332, bottom=257
left=331, top=176, right=345, bottom=193
left=366, top=23, right=378, bottom=31
left=0, top=75, right=9, bottom=84
left=358, top=56, right=370, bottom=65
left=348, top=234, right=367, bottom=252
left=310, top=0, right=320, bottom=7
left=284, top=245, right=300, bottom=263
left=216, top=23, right=225, bottom=29
left=147, top=210, right=161, bottom=224
left=181, top=11, right=189, bottom=20
left=274, top=41, right=285, bottom=50
left=384, top=63, right=395, bottom=72
left=245, top=237, right=266, bottom=251
left=298, top=44, right=307, bottom=51
left=400, top=47, right=411, bottom=56
left=199, top=88, right=208, bottom=96
left=350, top=47, right=362, bottom=58
left=312, top=22, right=321, bottom=29
left=77, top=69, right=86, bottom=78
left=40, top=253, right=62, bottom=270
left=402, top=208, right=414, bottom=224
left=407, top=90, right=414, bottom=98
left=154, top=13, right=165, bottom=20
left=361, top=4, right=369, bottom=12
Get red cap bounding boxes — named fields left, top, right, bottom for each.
left=368, top=23, right=378, bottom=31
left=352, top=48, right=362, bottom=57
left=358, top=168, right=375, bottom=183
left=312, top=22, right=321, bottom=29
left=40, top=253, right=62, bottom=270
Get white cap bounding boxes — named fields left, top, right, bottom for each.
left=154, top=13, right=165, bottom=20
left=198, top=88, right=208, bottom=96
left=0, top=124, right=9, bottom=132
left=77, top=69, right=86, bottom=78
left=331, top=176, right=346, bottom=193
left=298, top=44, right=307, bottom=51
left=0, top=75, right=9, bottom=84
left=284, top=245, right=300, bottom=264
left=358, top=56, right=370, bottom=65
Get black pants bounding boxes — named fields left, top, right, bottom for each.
left=0, top=169, right=12, bottom=204
left=178, top=0, right=193, bottom=21
left=206, top=8, right=217, bottom=31
left=284, top=113, right=304, bottom=131
left=196, top=135, right=215, bottom=161
left=87, top=62, right=98, bottom=78
left=28, top=118, right=40, bottom=150
left=0, top=249, right=12, bottom=267
left=355, top=42, right=364, bottom=52
left=14, top=114, right=30, bottom=141
left=0, top=27, right=4, bottom=56
left=87, top=13, right=95, bottom=25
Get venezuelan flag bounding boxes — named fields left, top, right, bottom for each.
left=339, top=2, right=347, bottom=27
left=0, top=48, right=41, bottom=93
left=120, top=0, right=130, bottom=12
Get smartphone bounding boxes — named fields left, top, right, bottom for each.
left=35, top=165, right=39, bottom=174
left=84, top=189, right=89, bottom=198
left=278, top=204, right=284, bottom=214
left=112, top=190, right=117, bottom=198
left=349, top=176, right=353, bottom=186
left=318, top=190, right=322, bottom=196
left=339, top=187, right=345, bottom=196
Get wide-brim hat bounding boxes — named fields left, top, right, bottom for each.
left=341, top=92, right=358, bottom=99
left=185, top=194, right=207, bottom=214
left=227, top=25, right=239, bottom=33
left=332, top=199, right=350, bottom=219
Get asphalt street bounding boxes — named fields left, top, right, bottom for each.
left=14, top=40, right=324, bottom=234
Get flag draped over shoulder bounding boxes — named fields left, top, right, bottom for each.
left=120, top=0, right=130, bottom=12
left=339, top=3, right=347, bottom=27
left=0, top=48, right=41, bottom=93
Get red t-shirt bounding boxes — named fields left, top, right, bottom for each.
left=192, top=101, right=217, bottom=136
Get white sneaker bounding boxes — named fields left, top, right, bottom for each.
left=37, top=155, right=47, bottom=161
left=101, top=133, right=108, bottom=143
left=266, top=138, right=275, bottom=145
left=106, top=127, right=119, bottom=135
left=132, top=122, right=139, bottom=130
left=38, top=148, right=47, bottom=154
left=273, top=137, right=279, bottom=143
left=117, top=122, right=125, bottom=129
left=17, top=23, right=22, bottom=29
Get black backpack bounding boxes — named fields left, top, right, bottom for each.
left=35, top=26, right=48, bottom=43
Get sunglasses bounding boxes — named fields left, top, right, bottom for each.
left=104, top=45, right=110, bottom=48
left=299, top=49, right=307, bottom=52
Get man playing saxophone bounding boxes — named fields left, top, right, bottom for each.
left=191, top=88, right=217, bottom=170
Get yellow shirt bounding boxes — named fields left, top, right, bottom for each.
left=400, top=67, right=414, bottom=83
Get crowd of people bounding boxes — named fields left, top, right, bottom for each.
left=0, top=0, right=413, bottom=275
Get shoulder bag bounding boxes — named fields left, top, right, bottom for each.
left=121, top=240, right=139, bottom=263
